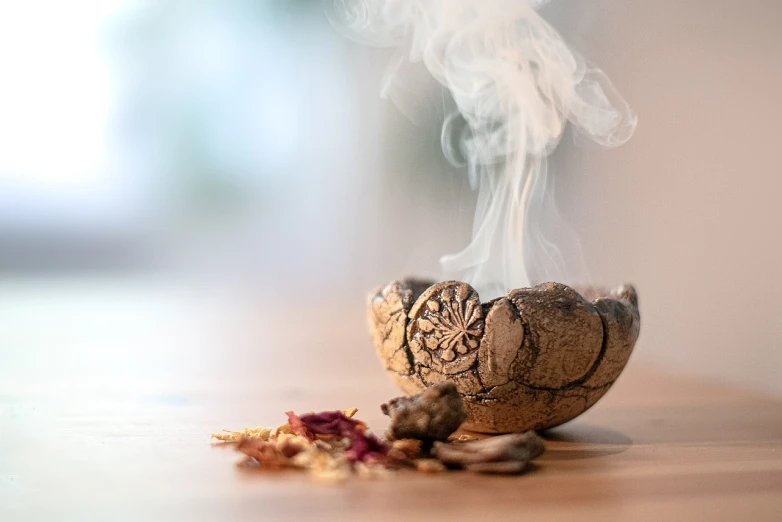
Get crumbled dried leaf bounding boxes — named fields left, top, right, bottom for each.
left=235, top=440, right=287, bottom=469
left=210, top=426, right=273, bottom=442
left=295, top=447, right=352, bottom=483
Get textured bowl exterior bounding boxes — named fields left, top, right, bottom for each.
left=367, top=280, right=640, bottom=433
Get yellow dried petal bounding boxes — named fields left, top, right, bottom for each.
left=342, top=407, right=359, bottom=418
left=214, top=432, right=236, bottom=442
left=211, top=426, right=275, bottom=442
left=414, top=459, right=447, bottom=473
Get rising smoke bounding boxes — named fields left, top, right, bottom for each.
left=327, top=0, right=637, bottom=299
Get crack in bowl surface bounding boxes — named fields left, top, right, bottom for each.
left=367, top=280, right=640, bottom=433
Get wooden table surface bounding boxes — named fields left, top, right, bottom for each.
left=1, top=280, right=781, bottom=521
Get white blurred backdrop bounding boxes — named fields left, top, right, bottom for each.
left=1, top=1, right=780, bottom=395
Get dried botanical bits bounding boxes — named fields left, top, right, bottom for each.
left=287, top=410, right=388, bottom=463
left=433, top=432, right=544, bottom=474
left=381, top=383, right=468, bottom=442
left=212, top=403, right=545, bottom=480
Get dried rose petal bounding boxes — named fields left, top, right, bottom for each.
left=343, top=431, right=387, bottom=463
left=286, top=411, right=312, bottom=439
left=287, top=410, right=388, bottom=464
left=300, top=411, right=363, bottom=436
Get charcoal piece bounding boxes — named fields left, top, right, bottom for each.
left=381, top=383, right=468, bottom=442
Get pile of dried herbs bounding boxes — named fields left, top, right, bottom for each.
left=211, top=383, right=544, bottom=482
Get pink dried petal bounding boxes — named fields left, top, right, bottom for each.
left=299, top=411, right=362, bottom=436
left=291, top=410, right=389, bottom=464
left=343, top=431, right=388, bottom=463
left=286, top=411, right=313, bottom=439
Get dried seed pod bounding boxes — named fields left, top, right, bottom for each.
left=433, top=432, right=544, bottom=474
left=381, top=383, right=468, bottom=442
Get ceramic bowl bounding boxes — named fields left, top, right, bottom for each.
left=367, top=279, right=640, bottom=433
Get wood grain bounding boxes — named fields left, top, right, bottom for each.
left=0, top=281, right=780, bottom=521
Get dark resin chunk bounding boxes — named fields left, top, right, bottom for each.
left=381, top=383, right=468, bottom=442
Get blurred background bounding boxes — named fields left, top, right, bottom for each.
left=1, top=1, right=780, bottom=396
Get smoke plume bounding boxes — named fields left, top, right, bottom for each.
left=327, top=0, right=636, bottom=299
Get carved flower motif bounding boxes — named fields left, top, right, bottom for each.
left=417, top=297, right=482, bottom=362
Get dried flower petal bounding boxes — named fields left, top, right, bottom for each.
left=341, top=407, right=359, bottom=419
left=286, top=411, right=312, bottom=439
left=285, top=410, right=388, bottom=464
left=297, top=411, right=363, bottom=437
left=210, top=426, right=273, bottom=442
left=213, top=405, right=545, bottom=481
left=343, top=431, right=387, bottom=463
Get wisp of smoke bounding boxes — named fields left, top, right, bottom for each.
left=327, top=0, right=637, bottom=299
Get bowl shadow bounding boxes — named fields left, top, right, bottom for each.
left=537, top=423, right=633, bottom=461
